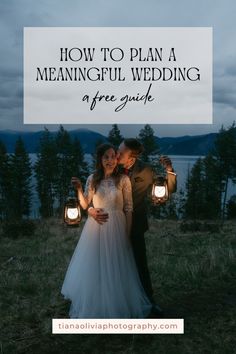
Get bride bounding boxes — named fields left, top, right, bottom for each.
left=61, top=143, right=152, bottom=318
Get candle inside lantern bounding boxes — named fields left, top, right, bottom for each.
left=64, top=195, right=82, bottom=227
left=154, top=186, right=166, bottom=198
left=152, top=176, right=169, bottom=204
left=66, top=207, right=80, bottom=220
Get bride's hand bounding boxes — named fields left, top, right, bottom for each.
left=71, top=177, right=82, bottom=190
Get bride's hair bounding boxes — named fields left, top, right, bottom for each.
left=92, top=143, right=121, bottom=192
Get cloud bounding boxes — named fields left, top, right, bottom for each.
left=0, top=0, right=236, bottom=136
left=225, top=63, right=236, bottom=77
left=214, top=87, right=236, bottom=109
left=214, top=59, right=236, bottom=109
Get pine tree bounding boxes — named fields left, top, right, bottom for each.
left=34, top=128, right=58, bottom=217
left=107, top=124, right=123, bottom=147
left=138, top=124, right=159, bottom=162
left=8, top=137, right=32, bottom=219
left=212, top=122, right=236, bottom=220
left=0, top=141, right=10, bottom=219
left=70, top=137, right=89, bottom=185
left=184, top=153, right=223, bottom=220
left=176, top=188, right=186, bottom=219
left=227, top=195, right=236, bottom=219
left=55, top=126, right=73, bottom=215
left=54, top=126, right=89, bottom=216
left=184, top=158, right=205, bottom=219
left=202, top=154, right=221, bottom=218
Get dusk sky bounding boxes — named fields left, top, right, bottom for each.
left=0, top=0, right=235, bottom=137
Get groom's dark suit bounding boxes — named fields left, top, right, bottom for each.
left=127, top=159, right=177, bottom=302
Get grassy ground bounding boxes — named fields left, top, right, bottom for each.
left=0, top=218, right=235, bottom=354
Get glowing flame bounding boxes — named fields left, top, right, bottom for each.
left=154, top=186, right=166, bottom=198
left=67, top=207, right=80, bottom=220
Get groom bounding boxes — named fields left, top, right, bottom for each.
left=88, top=138, right=177, bottom=317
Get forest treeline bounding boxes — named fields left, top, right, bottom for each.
left=0, top=123, right=236, bottom=222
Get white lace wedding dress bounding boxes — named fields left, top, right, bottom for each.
left=61, top=174, right=152, bottom=318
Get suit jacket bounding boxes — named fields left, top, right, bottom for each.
left=129, top=159, right=177, bottom=234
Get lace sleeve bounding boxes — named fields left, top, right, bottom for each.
left=84, top=174, right=94, bottom=205
left=122, top=175, right=133, bottom=213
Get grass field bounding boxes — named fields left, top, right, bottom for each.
left=0, top=218, right=236, bottom=354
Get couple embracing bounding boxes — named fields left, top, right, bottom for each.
left=61, top=138, right=177, bottom=318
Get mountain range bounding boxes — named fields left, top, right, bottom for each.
left=0, top=128, right=218, bottom=155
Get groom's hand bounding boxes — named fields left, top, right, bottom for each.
left=88, top=207, right=109, bottom=224
left=159, top=155, right=174, bottom=172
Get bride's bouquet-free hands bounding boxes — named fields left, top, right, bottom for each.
left=71, top=177, right=90, bottom=210
left=71, top=176, right=83, bottom=191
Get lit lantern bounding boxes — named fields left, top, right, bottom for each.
left=152, top=176, right=169, bottom=204
left=64, top=193, right=82, bottom=227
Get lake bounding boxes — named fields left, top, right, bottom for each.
left=29, top=154, right=236, bottom=217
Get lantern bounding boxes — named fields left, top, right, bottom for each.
left=152, top=176, right=169, bottom=204
left=64, top=189, right=82, bottom=226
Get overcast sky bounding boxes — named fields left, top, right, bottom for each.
left=0, top=0, right=235, bottom=137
